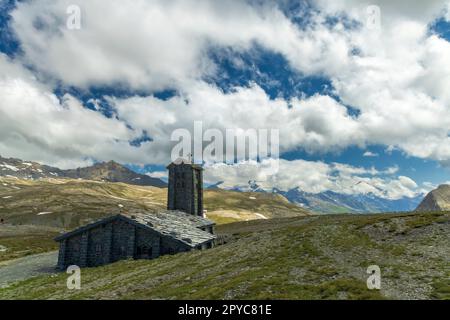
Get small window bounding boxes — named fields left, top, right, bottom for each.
left=137, top=246, right=152, bottom=258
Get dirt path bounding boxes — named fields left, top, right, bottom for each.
left=0, top=251, right=58, bottom=288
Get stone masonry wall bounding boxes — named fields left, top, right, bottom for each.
left=135, top=227, right=161, bottom=259
left=111, top=219, right=135, bottom=262
left=57, top=217, right=205, bottom=270
left=168, top=164, right=203, bottom=216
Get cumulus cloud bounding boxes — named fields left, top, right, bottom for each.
left=10, top=0, right=308, bottom=90
left=202, top=159, right=423, bottom=200
left=107, top=82, right=361, bottom=161
left=0, top=54, right=148, bottom=168
left=6, top=0, right=450, bottom=164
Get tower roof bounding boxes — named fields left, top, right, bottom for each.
left=167, top=158, right=203, bottom=170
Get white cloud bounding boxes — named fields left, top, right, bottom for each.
left=108, top=82, right=362, bottom=160
left=0, top=54, right=148, bottom=168
left=146, top=171, right=167, bottom=180
left=202, top=159, right=422, bottom=200
left=7, top=0, right=450, bottom=165
left=10, top=0, right=308, bottom=90
left=363, top=151, right=379, bottom=157
left=309, top=1, right=450, bottom=164
left=446, top=3, right=450, bottom=21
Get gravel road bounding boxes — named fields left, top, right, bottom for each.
left=0, top=251, right=58, bottom=288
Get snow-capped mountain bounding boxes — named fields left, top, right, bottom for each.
left=276, top=187, right=424, bottom=214
left=212, top=180, right=425, bottom=214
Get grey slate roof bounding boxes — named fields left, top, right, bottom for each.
left=55, top=210, right=216, bottom=248
left=125, top=210, right=215, bottom=247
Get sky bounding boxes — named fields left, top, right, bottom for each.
left=1, top=0, right=450, bottom=199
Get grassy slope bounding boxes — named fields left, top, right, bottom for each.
left=0, top=177, right=309, bottom=229
left=0, top=211, right=448, bottom=300
left=0, top=177, right=167, bottom=228
left=204, top=189, right=309, bottom=223
left=0, top=177, right=308, bottom=262
left=0, top=225, right=60, bottom=263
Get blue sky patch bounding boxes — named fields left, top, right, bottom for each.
left=0, top=0, right=21, bottom=57
left=430, top=18, right=450, bottom=40
left=206, top=45, right=332, bottom=100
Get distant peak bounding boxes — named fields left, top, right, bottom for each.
left=98, top=160, right=123, bottom=168
left=104, top=160, right=119, bottom=165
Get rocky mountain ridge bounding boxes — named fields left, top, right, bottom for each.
left=0, top=156, right=166, bottom=187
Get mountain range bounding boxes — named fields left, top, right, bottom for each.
left=276, top=187, right=424, bottom=214
left=215, top=180, right=425, bottom=214
left=0, top=155, right=166, bottom=187
left=3, top=155, right=446, bottom=214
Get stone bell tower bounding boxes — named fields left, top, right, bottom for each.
left=167, top=158, right=203, bottom=217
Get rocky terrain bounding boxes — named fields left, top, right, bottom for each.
left=416, top=185, right=450, bottom=212
left=0, top=155, right=166, bottom=187
left=0, top=211, right=448, bottom=300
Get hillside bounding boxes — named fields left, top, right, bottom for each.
left=416, top=185, right=450, bottom=211
left=204, top=189, right=309, bottom=223
left=0, top=212, right=448, bottom=300
left=0, top=177, right=309, bottom=229
left=0, top=156, right=166, bottom=187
